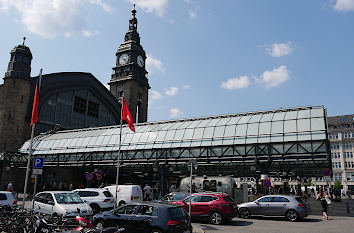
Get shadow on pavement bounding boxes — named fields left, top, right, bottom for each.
left=193, top=218, right=253, bottom=228
left=247, top=216, right=321, bottom=222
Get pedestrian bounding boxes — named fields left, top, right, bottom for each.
left=143, top=184, right=152, bottom=201
left=192, top=183, right=196, bottom=193
left=7, top=181, right=13, bottom=192
left=68, top=182, right=74, bottom=191
left=152, top=184, right=159, bottom=200
left=169, top=183, right=176, bottom=193
left=347, top=190, right=352, bottom=199
left=316, top=188, right=329, bottom=220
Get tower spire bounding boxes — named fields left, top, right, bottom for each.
left=23, top=37, right=26, bottom=46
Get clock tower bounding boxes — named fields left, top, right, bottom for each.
left=109, top=6, right=150, bottom=123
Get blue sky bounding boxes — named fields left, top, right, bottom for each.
left=0, top=0, right=353, bottom=122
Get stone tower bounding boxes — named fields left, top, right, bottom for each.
left=0, top=38, right=33, bottom=152
left=109, top=6, right=150, bottom=123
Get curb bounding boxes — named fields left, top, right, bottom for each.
left=192, top=225, right=205, bottom=233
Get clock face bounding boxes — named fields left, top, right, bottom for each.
left=137, top=55, right=144, bottom=67
left=119, top=53, right=129, bottom=65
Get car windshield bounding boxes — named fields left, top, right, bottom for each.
left=173, top=193, right=189, bottom=201
left=223, top=196, right=234, bottom=202
left=54, top=193, right=84, bottom=204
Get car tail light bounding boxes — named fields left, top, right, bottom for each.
left=13, top=200, right=17, bottom=205
left=298, top=203, right=306, bottom=207
left=131, top=195, right=133, bottom=200
left=103, top=199, right=110, bottom=202
left=167, top=220, right=180, bottom=226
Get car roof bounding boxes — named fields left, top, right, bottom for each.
left=127, top=202, right=183, bottom=208
left=73, top=188, right=103, bottom=191
left=192, top=192, right=228, bottom=196
left=38, top=191, right=74, bottom=194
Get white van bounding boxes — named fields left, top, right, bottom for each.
left=104, top=185, right=143, bottom=206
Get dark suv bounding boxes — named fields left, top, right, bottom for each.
left=172, top=192, right=238, bottom=225
left=92, top=202, right=192, bottom=233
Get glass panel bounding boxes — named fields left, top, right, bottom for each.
left=259, top=122, right=271, bottom=135
left=206, top=118, right=221, bottom=127
left=215, top=118, right=231, bottom=126
left=284, top=133, right=297, bottom=142
left=178, top=121, right=193, bottom=129
left=174, top=129, right=185, bottom=141
left=187, top=120, right=203, bottom=128
left=235, top=124, right=247, bottom=136
left=183, top=129, right=194, bottom=139
left=249, top=114, right=262, bottom=123
left=102, top=135, right=111, bottom=145
left=195, top=119, right=211, bottom=128
left=147, top=132, right=158, bottom=142
left=156, top=131, right=167, bottom=141
left=258, top=136, right=270, bottom=143
left=224, top=125, right=236, bottom=137
left=138, top=132, right=149, bottom=143
left=298, top=132, right=311, bottom=141
left=160, top=123, right=174, bottom=130
left=238, top=115, right=252, bottom=124
left=284, top=120, right=297, bottom=133
left=271, top=121, right=283, bottom=134
left=284, top=111, right=298, bottom=120
left=165, top=130, right=176, bottom=141
left=311, top=118, right=325, bottom=131
left=311, top=108, right=324, bottom=118
left=169, top=121, right=185, bottom=130
left=272, top=112, right=286, bottom=121
left=108, top=135, right=119, bottom=145
left=312, top=132, right=326, bottom=140
left=271, top=135, right=283, bottom=142
left=297, top=109, right=311, bottom=119
left=247, top=123, right=259, bottom=135
left=260, top=113, right=274, bottom=122
left=227, top=116, right=241, bottom=125
left=298, top=119, right=310, bottom=132
left=94, top=136, right=105, bottom=146
left=123, top=133, right=134, bottom=144
left=193, top=128, right=204, bottom=140
left=203, top=127, right=214, bottom=139
left=213, top=126, right=225, bottom=138
left=130, top=132, right=142, bottom=144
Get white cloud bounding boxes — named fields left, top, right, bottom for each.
left=334, top=0, right=354, bottom=11
left=266, top=42, right=293, bottom=57
left=221, top=76, right=250, bottom=90
left=129, top=0, right=168, bottom=17
left=189, top=10, right=198, bottom=19
left=151, top=90, right=162, bottom=100
left=0, top=0, right=112, bottom=38
left=82, top=29, right=99, bottom=37
left=170, top=108, right=183, bottom=118
left=146, top=53, right=165, bottom=74
left=256, top=65, right=290, bottom=88
left=165, top=87, right=179, bottom=96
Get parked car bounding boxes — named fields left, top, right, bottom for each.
left=92, top=202, right=192, bottom=233
left=160, top=192, right=190, bottom=203
left=172, top=192, right=238, bottom=225
left=73, top=188, right=115, bottom=214
left=103, top=185, right=143, bottom=206
left=33, top=191, right=93, bottom=217
left=237, top=195, right=311, bottom=221
left=0, top=191, right=17, bottom=209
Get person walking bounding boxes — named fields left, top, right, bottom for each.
left=316, top=188, right=329, bottom=220
left=143, top=184, right=152, bottom=201
left=152, top=184, right=159, bottom=200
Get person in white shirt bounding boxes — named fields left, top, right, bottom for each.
left=143, top=184, right=152, bottom=201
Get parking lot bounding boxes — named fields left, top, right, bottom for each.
left=193, top=215, right=354, bottom=233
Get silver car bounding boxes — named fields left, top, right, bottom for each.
left=238, top=195, right=311, bottom=221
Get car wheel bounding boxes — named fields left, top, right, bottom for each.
left=119, top=201, right=126, bottom=206
left=209, top=211, right=223, bottom=225
left=286, top=210, right=298, bottom=222
left=150, top=229, right=162, bottom=233
left=90, top=204, right=100, bottom=214
left=239, top=208, right=251, bottom=219
left=95, top=221, right=105, bottom=230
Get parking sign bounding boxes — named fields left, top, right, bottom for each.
left=33, top=157, right=44, bottom=168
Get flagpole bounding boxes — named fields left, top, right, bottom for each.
left=22, top=69, right=42, bottom=208
left=115, top=94, right=124, bottom=208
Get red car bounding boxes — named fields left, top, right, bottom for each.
left=172, top=192, right=238, bottom=225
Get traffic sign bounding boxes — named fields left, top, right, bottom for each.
left=33, top=157, right=44, bottom=168
left=187, top=159, right=198, bottom=173
left=96, top=174, right=102, bottom=180
left=97, top=170, right=103, bottom=175
left=322, top=168, right=331, bottom=176
left=32, top=169, right=43, bottom=175
left=263, top=180, right=271, bottom=188
left=86, top=173, right=94, bottom=180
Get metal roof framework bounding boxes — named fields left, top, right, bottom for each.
left=14, top=106, right=331, bottom=177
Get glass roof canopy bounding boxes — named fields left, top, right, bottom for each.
left=20, top=106, right=327, bottom=156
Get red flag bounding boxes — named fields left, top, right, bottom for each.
left=122, top=97, right=135, bottom=132
left=30, top=78, right=40, bottom=126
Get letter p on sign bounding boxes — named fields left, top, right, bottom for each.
left=33, top=157, right=44, bottom=168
